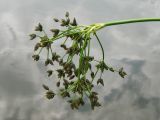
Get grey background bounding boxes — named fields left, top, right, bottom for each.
left=0, top=0, right=160, bottom=120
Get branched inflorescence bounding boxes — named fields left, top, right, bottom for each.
left=29, top=12, right=127, bottom=110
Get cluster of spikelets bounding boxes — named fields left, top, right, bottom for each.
left=29, top=12, right=127, bottom=110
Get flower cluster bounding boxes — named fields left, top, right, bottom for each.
left=29, top=12, right=127, bottom=110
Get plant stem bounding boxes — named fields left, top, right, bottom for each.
left=98, top=18, right=160, bottom=30
left=93, top=32, right=104, bottom=61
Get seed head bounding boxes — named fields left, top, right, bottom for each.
left=29, top=34, right=36, bottom=40
left=109, top=67, right=114, bottom=72
left=50, top=29, right=60, bottom=36
left=69, top=75, right=75, bottom=80
left=96, top=61, right=108, bottom=72
left=52, top=52, right=60, bottom=61
left=56, top=69, right=65, bottom=78
left=53, top=18, right=59, bottom=22
left=60, top=44, right=68, bottom=50
left=70, top=17, right=77, bottom=26
left=65, top=11, right=69, bottom=17
left=66, top=18, right=70, bottom=25
left=56, top=81, right=60, bottom=87
left=91, top=72, right=94, bottom=79
left=45, top=59, right=49, bottom=66
left=97, top=78, right=104, bottom=86
left=61, top=91, right=70, bottom=98
left=119, top=67, right=127, bottom=78
left=35, top=23, right=43, bottom=32
left=45, top=59, right=53, bottom=66
left=61, top=19, right=66, bottom=26
left=34, top=43, right=41, bottom=51
left=58, top=59, right=63, bottom=65
left=63, top=79, right=69, bottom=84
left=47, top=70, right=53, bottom=77
left=45, top=90, right=55, bottom=99
left=32, top=54, right=40, bottom=61
left=42, top=84, right=49, bottom=90
left=79, top=98, right=85, bottom=106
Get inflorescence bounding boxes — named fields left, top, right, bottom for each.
left=29, top=12, right=127, bottom=110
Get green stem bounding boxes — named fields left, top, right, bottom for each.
left=93, top=32, right=104, bottom=61
left=98, top=18, right=160, bottom=30
left=88, top=38, right=90, bottom=57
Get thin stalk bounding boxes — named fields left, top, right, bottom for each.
left=47, top=48, right=49, bottom=59
left=88, top=38, right=90, bottom=56
left=93, top=32, right=104, bottom=61
left=37, top=47, right=43, bottom=55
left=97, top=18, right=160, bottom=30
